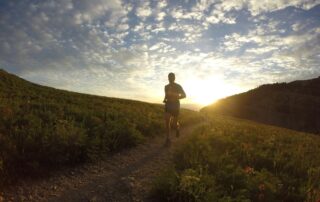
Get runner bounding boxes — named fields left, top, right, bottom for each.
left=163, top=72, right=186, bottom=145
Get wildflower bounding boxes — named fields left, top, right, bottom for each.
left=259, top=183, right=265, bottom=191
left=243, top=166, right=254, bottom=174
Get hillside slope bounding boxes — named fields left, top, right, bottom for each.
left=202, top=76, right=320, bottom=134
left=151, top=115, right=320, bottom=201
left=0, top=69, right=201, bottom=185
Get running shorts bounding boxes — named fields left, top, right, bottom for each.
left=165, top=101, right=180, bottom=117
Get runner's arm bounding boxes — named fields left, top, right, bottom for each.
left=163, top=86, right=168, bottom=103
left=179, top=86, right=186, bottom=99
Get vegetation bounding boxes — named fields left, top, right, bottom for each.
left=151, top=115, right=320, bottom=201
left=0, top=69, right=201, bottom=185
left=202, top=76, right=320, bottom=134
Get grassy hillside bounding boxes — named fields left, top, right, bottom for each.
left=151, top=115, right=320, bottom=202
left=0, top=69, right=201, bottom=184
left=201, top=77, right=320, bottom=134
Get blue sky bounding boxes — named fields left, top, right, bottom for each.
left=0, top=0, right=319, bottom=108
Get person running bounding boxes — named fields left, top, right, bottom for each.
left=163, top=72, right=186, bottom=145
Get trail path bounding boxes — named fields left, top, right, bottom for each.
left=2, top=123, right=202, bottom=202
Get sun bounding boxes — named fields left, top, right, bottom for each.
left=183, top=77, right=240, bottom=106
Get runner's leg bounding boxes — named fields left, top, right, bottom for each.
left=172, top=116, right=180, bottom=137
left=164, top=112, right=171, bottom=144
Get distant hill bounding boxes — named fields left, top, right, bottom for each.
left=181, top=103, right=202, bottom=111
left=201, top=76, right=320, bottom=134
left=0, top=69, right=201, bottom=184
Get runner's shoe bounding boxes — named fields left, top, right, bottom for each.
left=176, top=122, right=180, bottom=138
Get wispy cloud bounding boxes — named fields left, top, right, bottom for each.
left=0, top=0, right=319, bottom=106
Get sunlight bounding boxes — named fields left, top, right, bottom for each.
left=183, top=77, right=241, bottom=106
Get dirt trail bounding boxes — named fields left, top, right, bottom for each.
left=2, top=123, right=202, bottom=202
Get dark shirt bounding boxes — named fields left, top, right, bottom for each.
left=164, top=83, right=186, bottom=103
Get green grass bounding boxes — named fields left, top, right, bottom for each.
left=0, top=70, right=202, bottom=184
left=151, top=115, right=320, bottom=202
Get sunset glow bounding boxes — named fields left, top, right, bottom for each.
left=183, top=77, right=242, bottom=106
left=0, top=1, right=319, bottom=109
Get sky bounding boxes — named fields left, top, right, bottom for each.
left=0, top=0, right=320, bottom=109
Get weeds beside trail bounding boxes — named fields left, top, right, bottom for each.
left=2, top=123, right=203, bottom=201
left=151, top=115, right=320, bottom=202
left=0, top=69, right=202, bottom=186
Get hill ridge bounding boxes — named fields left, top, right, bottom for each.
left=202, top=76, right=320, bottom=134
left=0, top=68, right=156, bottom=105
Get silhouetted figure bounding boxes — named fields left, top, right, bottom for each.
left=163, top=72, right=186, bottom=145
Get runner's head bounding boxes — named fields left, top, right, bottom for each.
left=168, top=72, right=175, bottom=83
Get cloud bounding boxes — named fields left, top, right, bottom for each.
left=135, top=1, right=152, bottom=20
left=216, top=0, right=319, bottom=16
left=153, top=1, right=168, bottom=21
left=0, top=0, right=319, bottom=106
left=155, top=11, right=166, bottom=21
left=219, top=22, right=320, bottom=85
left=0, top=0, right=128, bottom=72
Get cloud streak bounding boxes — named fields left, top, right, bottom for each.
left=0, top=0, right=319, bottom=107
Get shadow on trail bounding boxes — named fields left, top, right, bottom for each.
left=49, top=143, right=168, bottom=202
left=48, top=123, right=203, bottom=202
left=117, top=144, right=168, bottom=177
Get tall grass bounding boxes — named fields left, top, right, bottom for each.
left=0, top=70, right=202, bottom=185
left=151, top=115, right=320, bottom=201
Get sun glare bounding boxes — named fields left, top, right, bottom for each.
left=183, top=77, right=241, bottom=106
